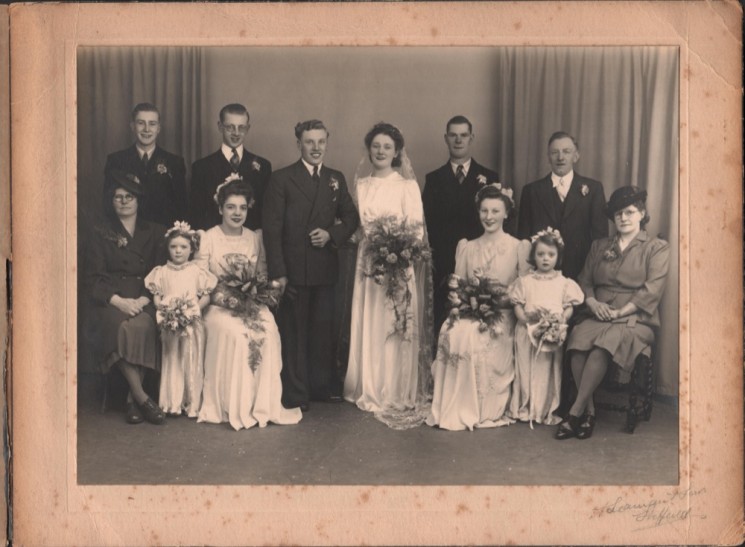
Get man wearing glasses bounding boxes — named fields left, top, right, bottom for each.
left=189, top=103, right=272, bottom=231
left=104, top=102, right=187, bottom=227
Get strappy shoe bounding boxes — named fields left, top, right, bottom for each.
left=140, top=398, right=166, bottom=425
left=554, top=414, right=580, bottom=440
left=576, top=413, right=596, bottom=440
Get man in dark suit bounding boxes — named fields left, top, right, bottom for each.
left=517, top=131, right=608, bottom=280
left=189, top=103, right=271, bottom=231
left=104, top=103, right=186, bottom=227
left=263, top=120, right=359, bottom=411
left=423, top=115, right=507, bottom=337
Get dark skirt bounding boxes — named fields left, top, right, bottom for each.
left=566, top=317, right=654, bottom=372
left=86, top=304, right=159, bottom=373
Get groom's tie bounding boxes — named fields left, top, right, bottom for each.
left=312, top=165, right=320, bottom=187
left=141, top=152, right=149, bottom=170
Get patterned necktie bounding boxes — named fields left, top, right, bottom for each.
left=141, top=152, right=149, bottom=170
left=456, top=164, right=466, bottom=184
left=312, top=165, right=320, bottom=186
left=230, top=147, right=240, bottom=172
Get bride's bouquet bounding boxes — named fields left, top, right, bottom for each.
left=212, top=253, right=282, bottom=333
left=156, top=296, right=201, bottom=337
left=527, top=309, right=568, bottom=353
left=445, top=270, right=511, bottom=338
left=362, top=215, right=431, bottom=337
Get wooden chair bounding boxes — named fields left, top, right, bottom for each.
left=596, top=346, right=655, bottom=434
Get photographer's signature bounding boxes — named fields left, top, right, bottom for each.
left=591, top=486, right=707, bottom=531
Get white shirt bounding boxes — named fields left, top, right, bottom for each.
left=301, top=158, right=323, bottom=177
left=136, top=145, right=156, bottom=160
left=450, top=158, right=472, bottom=178
left=551, top=170, right=574, bottom=201
left=221, top=143, right=244, bottom=164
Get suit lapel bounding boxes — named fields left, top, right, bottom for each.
left=289, top=161, right=316, bottom=203
left=562, top=176, right=581, bottom=221
left=538, top=176, right=561, bottom=225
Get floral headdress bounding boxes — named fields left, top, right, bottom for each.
left=530, top=226, right=565, bottom=248
left=165, top=220, right=200, bottom=250
left=475, top=182, right=514, bottom=206
left=213, top=172, right=244, bottom=205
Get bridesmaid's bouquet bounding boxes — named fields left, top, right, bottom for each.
left=157, top=296, right=201, bottom=337
left=362, top=215, right=431, bottom=337
left=212, top=253, right=282, bottom=333
left=527, top=309, right=568, bottom=353
left=445, top=270, right=511, bottom=338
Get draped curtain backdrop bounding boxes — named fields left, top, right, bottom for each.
left=76, top=46, right=678, bottom=396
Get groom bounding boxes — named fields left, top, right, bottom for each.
left=263, top=120, right=359, bottom=411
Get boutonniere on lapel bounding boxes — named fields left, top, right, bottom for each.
left=156, top=161, right=170, bottom=176
left=329, top=176, right=340, bottom=201
left=476, top=174, right=487, bottom=186
left=251, top=160, right=261, bottom=172
left=95, top=225, right=128, bottom=248
left=581, top=184, right=589, bottom=196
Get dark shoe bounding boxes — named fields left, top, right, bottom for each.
left=326, top=394, right=343, bottom=403
left=299, top=403, right=310, bottom=412
left=140, top=398, right=166, bottom=425
left=125, top=402, right=144, bottom=424
left=576, top=413, right=596, bottom=440
left=555, top=414, right=580, bottom=440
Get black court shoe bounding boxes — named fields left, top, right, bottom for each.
left=554, top=414, right=580, bottom=440
left=125, top=402, right=144, bottom=424
left=576, top=413, right=596, bottom=440
left=140, top=398, right=166, bottom=425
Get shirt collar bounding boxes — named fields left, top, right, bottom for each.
left=136, top=144, right=156, bottom=159
left=301, top=158, right=323, bottom=176
left=450, top=158, right=472, bottom=176
left=221, top=143, right=244, bottom=163
left=551, top=170, right=574, bottom=187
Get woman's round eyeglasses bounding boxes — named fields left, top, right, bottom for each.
left=113, top=193, right=136, bottom=203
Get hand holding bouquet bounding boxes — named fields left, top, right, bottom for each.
left=445, top=270, right=511, bottom=338
left=527, top=308, right=568, bottom=353
left=157, top=295, right=201, bottom=337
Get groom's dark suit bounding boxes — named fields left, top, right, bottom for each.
left=189, top=148, right=271, bottom=231
left=517, top=172, right=608, bottom=280
left=263, top=160, right=359, bottom=406
left=423, top=160, right=510, bottom=334
left=104, top=145, right=187, bottom=227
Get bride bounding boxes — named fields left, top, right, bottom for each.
left=343, top=122, right=433, bottom=419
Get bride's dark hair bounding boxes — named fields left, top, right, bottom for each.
left=364, top=122, right=404, bottom=168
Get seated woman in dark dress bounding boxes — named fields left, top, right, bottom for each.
left=85, top=170, right=166, bottom=424
left=557, top=185, right=670, bottom=440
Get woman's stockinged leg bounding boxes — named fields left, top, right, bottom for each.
left=569, top=348, right=609, bottom=417
left=118, top=359, right=148, bottom=405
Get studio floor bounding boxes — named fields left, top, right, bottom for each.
left=76, top=376, right=679, bottom=486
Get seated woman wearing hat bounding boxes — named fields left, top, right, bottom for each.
left=85, top=170, right=167, bottom=425
left=556, top=185, right=670, bottom=440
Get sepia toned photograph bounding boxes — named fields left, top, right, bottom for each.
left=75, top=45, right=679, bottom=486
left=10, top=3, right=742, bottom=546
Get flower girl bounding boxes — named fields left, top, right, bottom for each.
left=509, top=228, right=584, bottom=426
left=145, top=221, right=217, bottom=417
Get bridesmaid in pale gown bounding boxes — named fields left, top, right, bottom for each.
left=196, top=179, right=302, bottom=430
left=343, top=123, right=428, bottom=414
left=426, top=184, right=530, bottom=431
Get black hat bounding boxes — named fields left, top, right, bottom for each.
left=109, top=169, right=144, bottom=196
left=606, top=186, right=647, bottom=219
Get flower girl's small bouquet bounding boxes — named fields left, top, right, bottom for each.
left=212, top=253, right=282, bottom=333
left=362, top=215, right=431, bottom=337
left=157, top=296, right=201, bottom=337
left=527, top=309, right=568, bottom=353
left=445, top=270, right=511, bottom=338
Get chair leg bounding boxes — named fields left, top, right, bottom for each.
left=100, top=372, right=109, bottom=414
left=642, top=355, right=654, bottom=421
